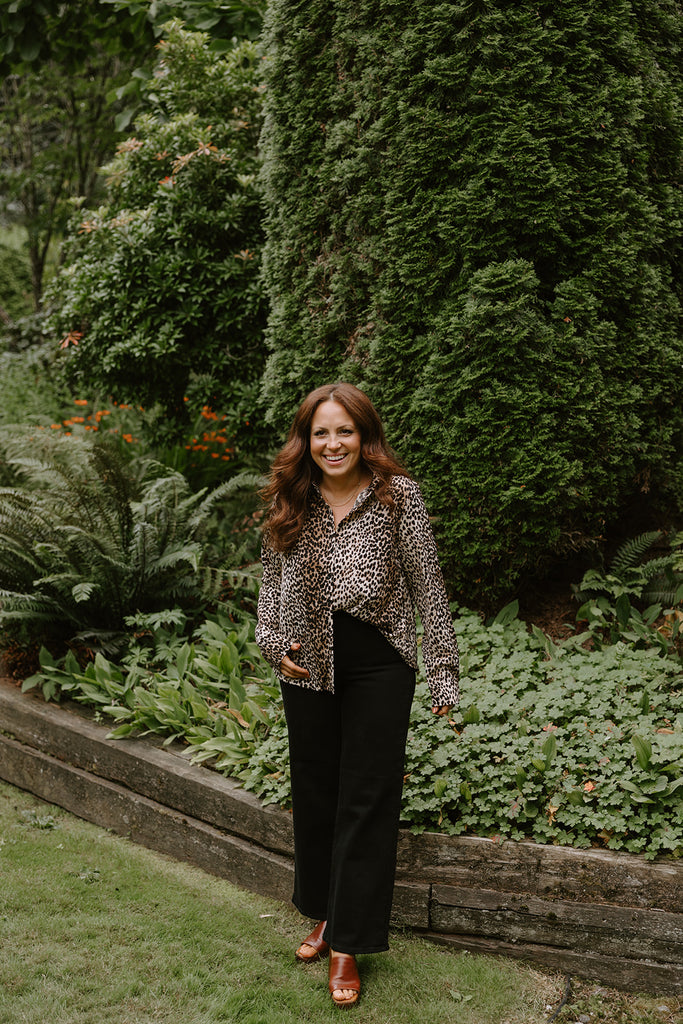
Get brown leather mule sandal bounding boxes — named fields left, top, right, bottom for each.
left=295, top=920, right=330, bottom=963
left=328, top=951, right=361, bottom=1008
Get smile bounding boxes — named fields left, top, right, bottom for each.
left=324, top=453, right=347, bottom=463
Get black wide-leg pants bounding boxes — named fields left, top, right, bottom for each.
left=281, top=611, right=416, bottom=955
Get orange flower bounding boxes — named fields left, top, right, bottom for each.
left=60, top=331, right=83, bottom=349
left=583, top=781, right=596, bottom=793
left=74, top=399, right=88, bottom=407
left=123, top=434, right=133, bottom=443
left=50, top=424, right=62, bottom=430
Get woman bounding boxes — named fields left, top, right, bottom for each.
left=256, top=383, right=459, bottom=1008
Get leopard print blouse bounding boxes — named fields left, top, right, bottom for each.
left=255, top=474, right=459, bottom=707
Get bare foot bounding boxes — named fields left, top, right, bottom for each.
left=295, top=920, right=329, bottom=963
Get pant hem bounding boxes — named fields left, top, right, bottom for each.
left=324, top=935, right=389, bottom=955
left=293, top=901, right=327, bottom=923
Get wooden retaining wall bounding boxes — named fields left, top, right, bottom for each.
left=0, top=678, right=680, bottom=995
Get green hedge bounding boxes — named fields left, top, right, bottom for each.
left=259, top=0, right=683, bottom=603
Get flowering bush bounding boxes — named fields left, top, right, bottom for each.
left=46, top=22, right=267, bottom=454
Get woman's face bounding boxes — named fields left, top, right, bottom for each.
left=310, top=400, right=362, bottom=485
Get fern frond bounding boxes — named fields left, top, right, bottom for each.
left=187, top=472, right=264, bottom=533
left=610, top=531, right=662, bottom=575
left=643, top=584, right=683, bottom=607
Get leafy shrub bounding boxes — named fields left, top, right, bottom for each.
left=259, top=0, right=683, bottom=604
left=25, top=607, right=280, bottom=772
left=46, top=22, right=268, bottom=453
left=399, top=608, right=683, bottom=859
left=0, top=430, right=260, bottom=653
left=573, top=531, right=683, bottom=656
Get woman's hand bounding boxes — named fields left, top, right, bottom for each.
left=431, top=705, right=453, bottom=717
left=280, top=641, right=311, bottom=680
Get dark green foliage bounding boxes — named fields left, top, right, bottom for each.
left=259, top=0, right=683, bottom=603
left=0, top=241, right=32, bottom=320
left=0, top=429, right=258, bottom=652
left=572, top=530, right=683, bottom=651
left=0, top=1, right=150, bottom=306
left=0, top=0, right=264, bottom=72
left=47, top=23, right=267, bottom=450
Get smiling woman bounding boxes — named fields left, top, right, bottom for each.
left=255, top=382, right=460, bottom=1008
left=309, top=401, right=368, bottom=524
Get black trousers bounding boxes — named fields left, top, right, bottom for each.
left=281, top=611, right=416, bottom=955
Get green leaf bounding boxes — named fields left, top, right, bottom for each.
left=631, top=734, right=652, bottom=771
left=462, top=704, right=480, bottom=725
left=492, top=600, right=519, bottom=626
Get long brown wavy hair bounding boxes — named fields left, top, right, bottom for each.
left=261, top=383, right=408, bottom=552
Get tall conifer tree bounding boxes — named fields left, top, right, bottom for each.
left=260, top=0, right=683, bottom=601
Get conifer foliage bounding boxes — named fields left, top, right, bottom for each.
left=259, top=0, right=683, bottom=601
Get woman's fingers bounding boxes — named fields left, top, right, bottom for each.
left=280, top=649, right=310, bottom=679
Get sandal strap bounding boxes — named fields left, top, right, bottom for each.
left=296, top=920, right=329, bottom=960
left=328, top=952, right=361, bottom=995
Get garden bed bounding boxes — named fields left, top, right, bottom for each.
left=1, top=677, right=680, bottom=995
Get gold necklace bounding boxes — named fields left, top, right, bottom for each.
left=320, top=480, right=363, bottom=508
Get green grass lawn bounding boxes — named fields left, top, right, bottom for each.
left=0, top=781, right=679, bottom=1024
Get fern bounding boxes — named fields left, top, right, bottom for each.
left=0, top=429, right=259, bottom=654
left=610, top=531, right=662, bottom=576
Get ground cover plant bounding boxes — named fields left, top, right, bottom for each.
left=0, top=781, right=567, bottom=1024
left=23, top=583, right=683, bottom=859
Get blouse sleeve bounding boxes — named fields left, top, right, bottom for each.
left=397, top=480, right=460, bottom=707
left=255, top=535, right=292, bottom=672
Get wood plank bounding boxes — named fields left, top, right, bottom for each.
left=396, top=830, right=683, bottom=911
left=0, top=678, right=294, bottom=856
left=0, top=731, right=295, bottom=902
left=430, top=897, right=681, bottom=964
left=432, top=884, right=683, bottom=948
left=419, top=932, right=683, bottom=996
